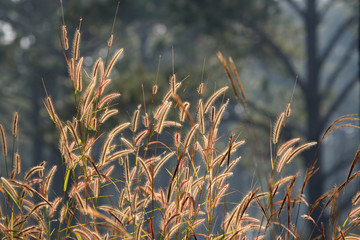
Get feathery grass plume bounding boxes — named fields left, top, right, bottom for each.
left=82, top=83, right=95, bottom=114
left=13, top=112, right=18, bottom=137
left=75, top=57, right=84, bottom=92
left=100, top=109, right=118, bottom=123
left=1, top=177, right=18, bottom=199
left=44, top=166, right=57, bottom=195
left=217, top=140, right=245, bottom=167
left=276, top=147, right=294, bottom=173
left=124, top=155, right=131, bottom=184
left=26, top=202, right=49, bottom=218
left=273, top=175, right=297, bottom=196
left=229, top=56, right=248, bottom=107
left=198, top=99, right=205, bottom=134
left=72, top=28, right=81, bottom=60
left=73, top=229, right=91, bottom=240
left=0, top=224, right=10, bottom=238
left=204, top=86, right=228, bottom=113
left=135, top=130, right=147, bottom=146
left=69, top=182, right=85, bottom=198
left=15, top=153, right=21, bottom=174
left=224, top=188, right=259, bottom=232
left=98, top=93, right=121, bottom=108
left=80, top=228, right=102, bottom=240
left=100, top=122, right=130, bottom=166
left=184, top=124, right=198, bottom=151
left=210, top=105, right=216, bottom=122
left=152, top=84, right=158, bottom=95
left=172, top=93, right=196, bottom=126
left=45, top=97, right=56, bottom=121
left=353, top=191, right=360, bottom=205
left=92, top=57, right=102, bottom=79
left=87, top=208, right=130, bottom=237
left=285, top=103, right=291, bottom=117
left=67, top=58, right=75, bottom=83
left=105, top=48, right=124, bottom=77
left=142, top=112, right=149, bottom=128
left=170, top=74, right=176, bottom=94
left=217, top=52, right=242, bottom=106
left=59, top=206, right=66, bottom=223
left=66, top=120, right=80, bottom=146
left=152, top=153, right=175, bottom=180
left=213, top=99, right=229, bottom=131
left=213, top=184, right=229, bottom=207
left=285, top=141, right=317, bottom=164
left=223, top=157, right=241, bottom=177
left=160, top=121, right=181, bottom=128
left=180, top=101, right=190, bottom=122
left=343, top=236, right=360, bottom=240
left=121, top=137, right=136, bottom=152
left=197, top=82, right=204, bottom=94
left=174, top=132, right=181, bottom=148
left=138, top=157, right=151, bottom=183
left=165, top=222, right=183, bottom=239
left=105, top=149, right=134, bottom=164
left=277, top=137, right=300, bottom=156
left=75, top=191, right=86, bottom=212
left=163, top=83, right=181, bottom=103
left=132, top=188, right=138, bottom=209
left=0, top=124, right=7, bottom=157
left=49, top=197, right=62, bottom=217
left=131, top=105, right=141, bottom=132
left=301, top=214, right=317, bottom=226
left=102, top=165, right=115, bottom=181
left=107, top=34, right=113, bottom=47
left=212, top=172, right=233, bottom=186
left=62, top=25, right=69, bottom=50
left=10, top=169, right=15, bottom=179
left=154, top=100, right=169, bottom=120
left=273, top=112, right=285, bottom=144
left=350, top=206, right=360, bottom=218
left=24, top=165, right=45, bottom=181
left=155, top=101, right=172, bottom=133
left=135, top=218, right=144, bottom=240
left=84, top=104, right=94, bottom=129
left=321, top=114, right=360, bottom=141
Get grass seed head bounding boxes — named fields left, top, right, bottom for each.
left=273, top=112, right=285, bottom=144
left=72, top=28, right=81, bottom=60
left=0, top=124, right=7, bottom=157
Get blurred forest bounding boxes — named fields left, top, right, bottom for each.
left=0, top=0, right=359, bottom=236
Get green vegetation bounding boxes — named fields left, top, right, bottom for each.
left=0, top=10, right=359, bottom=238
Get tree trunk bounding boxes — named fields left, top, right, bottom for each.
left=304, top=0, right=327, bottom=237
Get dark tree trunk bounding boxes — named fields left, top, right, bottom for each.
left=304, top=0, right=327, bottom=237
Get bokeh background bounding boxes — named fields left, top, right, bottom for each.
left=0, top=0, right=359, bottom=236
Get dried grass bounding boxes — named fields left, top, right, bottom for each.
left=0, top=11, right=359, bottom=240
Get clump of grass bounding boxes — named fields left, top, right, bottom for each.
left=0, top=10, right=360, bottom=240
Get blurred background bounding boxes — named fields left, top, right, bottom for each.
left=0, top=0, right=359, bottom=236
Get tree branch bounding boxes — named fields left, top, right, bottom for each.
left=320, top=0, right=336, bottom=18
left=247, top=23, right=306, bottom=92
left=321, top=74, right=359, bottom=126
left=284, top=0, right=304, bottom=17
left=323, top=38, right=357, bottom=94
left=319, top=16, right=357, bottom=66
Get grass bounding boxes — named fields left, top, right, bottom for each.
left=0, top=10, right=360, bottom=240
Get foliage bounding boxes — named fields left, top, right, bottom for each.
left=0, top=14, right=359, bottom=239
